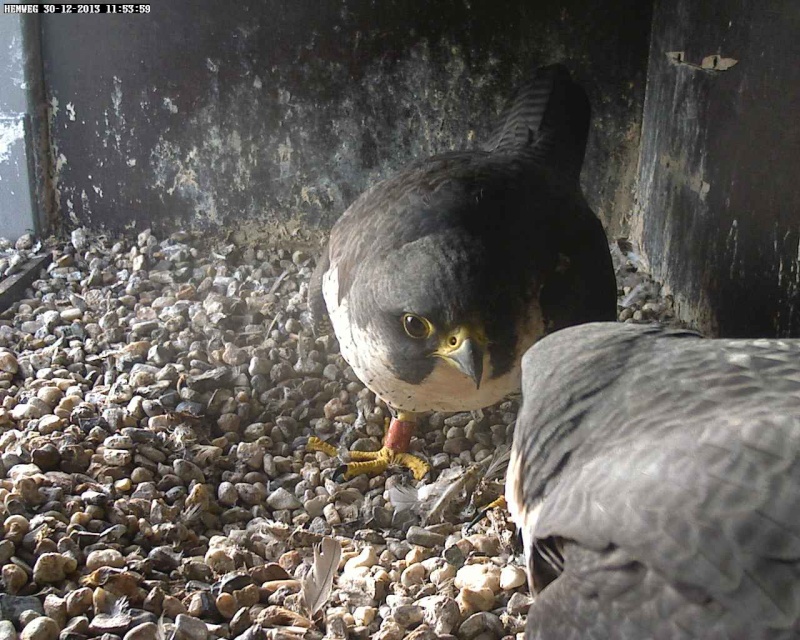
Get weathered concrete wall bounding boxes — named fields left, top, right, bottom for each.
left=41, top=0, right=652, bottom=243
left=0, top=9, right=43, bottom=240
left=633, top=0, right=800, bottom=337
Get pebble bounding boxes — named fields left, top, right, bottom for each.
left=33, top=552, right=77, bottom=583
left=406, top=526, right=445, bottom=548
left=0, top=621, right=15, bottom=640
left=266, top=487, right=301, bottom=510
left=353, top=606, right=377, bottom=626
left=0, top=352, right=18, bottom=374
left=393, top=604, right=423, bottom=627
left=458, top=612, right=505, bottom=640
left=86, top=549, right=125, bottom=571
left=499, top=565, right=527, bottom=590
left=174, top=613, right=209, bottom=640
left=2, top=564, right=27, bottom=594
left=20, top=616, right=60, bottom=640
left=344, top=546, right=378, bottom=573
left=455, top=563, right=501, bottom=593
left=1, top=230, right=674, bottom=640
left=400, top=563, right=426, bottom=587
left=507, top=592, right=534, bottom=615
left=417, top=595, right=461, bottom=635
left=457, top=587, right=496, bottom=614
left=124, top=622, right=159, bottom=640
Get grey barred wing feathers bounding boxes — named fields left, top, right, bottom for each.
left=508, top=322, right=800, bottom=639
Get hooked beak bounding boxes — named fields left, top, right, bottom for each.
left=436, top=327, right=485, bottom=389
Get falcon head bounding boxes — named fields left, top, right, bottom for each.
left=325, top=226, right=541, bottom=413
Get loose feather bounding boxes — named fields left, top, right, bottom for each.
left=301, top=536, right=342, bottom=617
left=484, top=444, right=511, bottom=482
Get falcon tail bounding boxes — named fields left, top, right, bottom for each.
left=483, top=64, right=590, bottom=183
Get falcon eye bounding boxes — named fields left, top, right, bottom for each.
left=402, top=314, right=431, bottom=339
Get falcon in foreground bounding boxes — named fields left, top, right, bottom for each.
left=309, top=65, right=616, bottom=479
left=508, top=322, right=800, bottom=639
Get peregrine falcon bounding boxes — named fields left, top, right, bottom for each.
left=309, top=65, right=617, bottom=478
left=507, top=322, right=800, bottom=639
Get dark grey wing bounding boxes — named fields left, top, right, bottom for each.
left=482, top=65, right=614, bottom=326
left=526, top=543, right=787, bottom=640
left=511, top=323, right=800, bottom=637
left=308, top=244, right=332, bottom=335
left=538, top=196, right=617, bottom=328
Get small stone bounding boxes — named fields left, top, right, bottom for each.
left=37, top=414, right=63, bottom=434
left=404, top=626, right=438, bottom=640
left=215, top=592, right=237, bottom=619
left=374, top=621, right=404, bottom=640
left=42, top=594, right=66, bottom=630
left=393, top=604, right=423, bottom=628
left=65, top=587, right=93, bottom=617
left=323, top=503, right=341, bottom=525
left=457, top=587, right=496, bottom=614
left=467, top=534, right=501, bottom=556
left=174, top=459, right=205, bottom=483
left=36, top=386, right=64, bottom=406
left=270, top=362, right=294, bottom=383
left=430, top=562, right=456, bottom=588
left=353, top=606, right=376, bottom=627
left=11, top=402, right=42, bottom=420
left=124, top=622, right=160, bottom=640
left=499, top=565, right=526, bottom=590
left=103, top=448, right=132, bottom=466
left=458, top=612, right=504, bottom=640
left=33, top=552, right=77, bottom=584
left=0, top=620, right=15, bottom=640
left=0, top=540, right=13, bottom=564
left=304, top=495, right=327, bottom=518
left=222, top=343, right=248, bottom=366
left=266, top=487, right=301, bottom=510
left=406, top=526, right=445, bottom=548
left=86, top=549, right=125, bottom=572
left=506, top=591, right=534, bottom=616
left=400, top=563, right=426, bottom=587
left=4, top=512, right=32, bottom=544
left=455, top=563, right=501, bottom=593
left=0, top=352, right=18, bottom=374
left=71, top=228, right=89, bottom=250
left=2, top=564, right=27, bottom=594
left=162, top=595, right=187, bottom=618
left=248, top=356, right=272, bottom=376
left=60, top=307, right=83, bottom=322
left=344, top=546, right=378, bottom=573
left=174, top=613, right=209, bottom=640
left=20, top=616, right=60, bottom=640
left=417, top=595, right=460, bottom=635
left=217, top=413, right=241, bottom=433
left=218, top=481, right=238, bottom=506
left=0, top=594, right=43, bottom=626
left=31, top=444, right=60, bottom=470
left=323, top=397, right=347, bottom=419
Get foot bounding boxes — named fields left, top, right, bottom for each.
left=467, top=495, right=508, bottom=530
left=307, top=413, right=430, bottom=480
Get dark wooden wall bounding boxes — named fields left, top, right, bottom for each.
left=634, top=0, right=800, bottom=337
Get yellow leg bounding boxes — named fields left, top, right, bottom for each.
left=307, top=436, right=337, bottom=457
left=306, top=418, right=431, bottom=480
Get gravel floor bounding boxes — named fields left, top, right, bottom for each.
left=0, top=228, right=674, bottom=640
